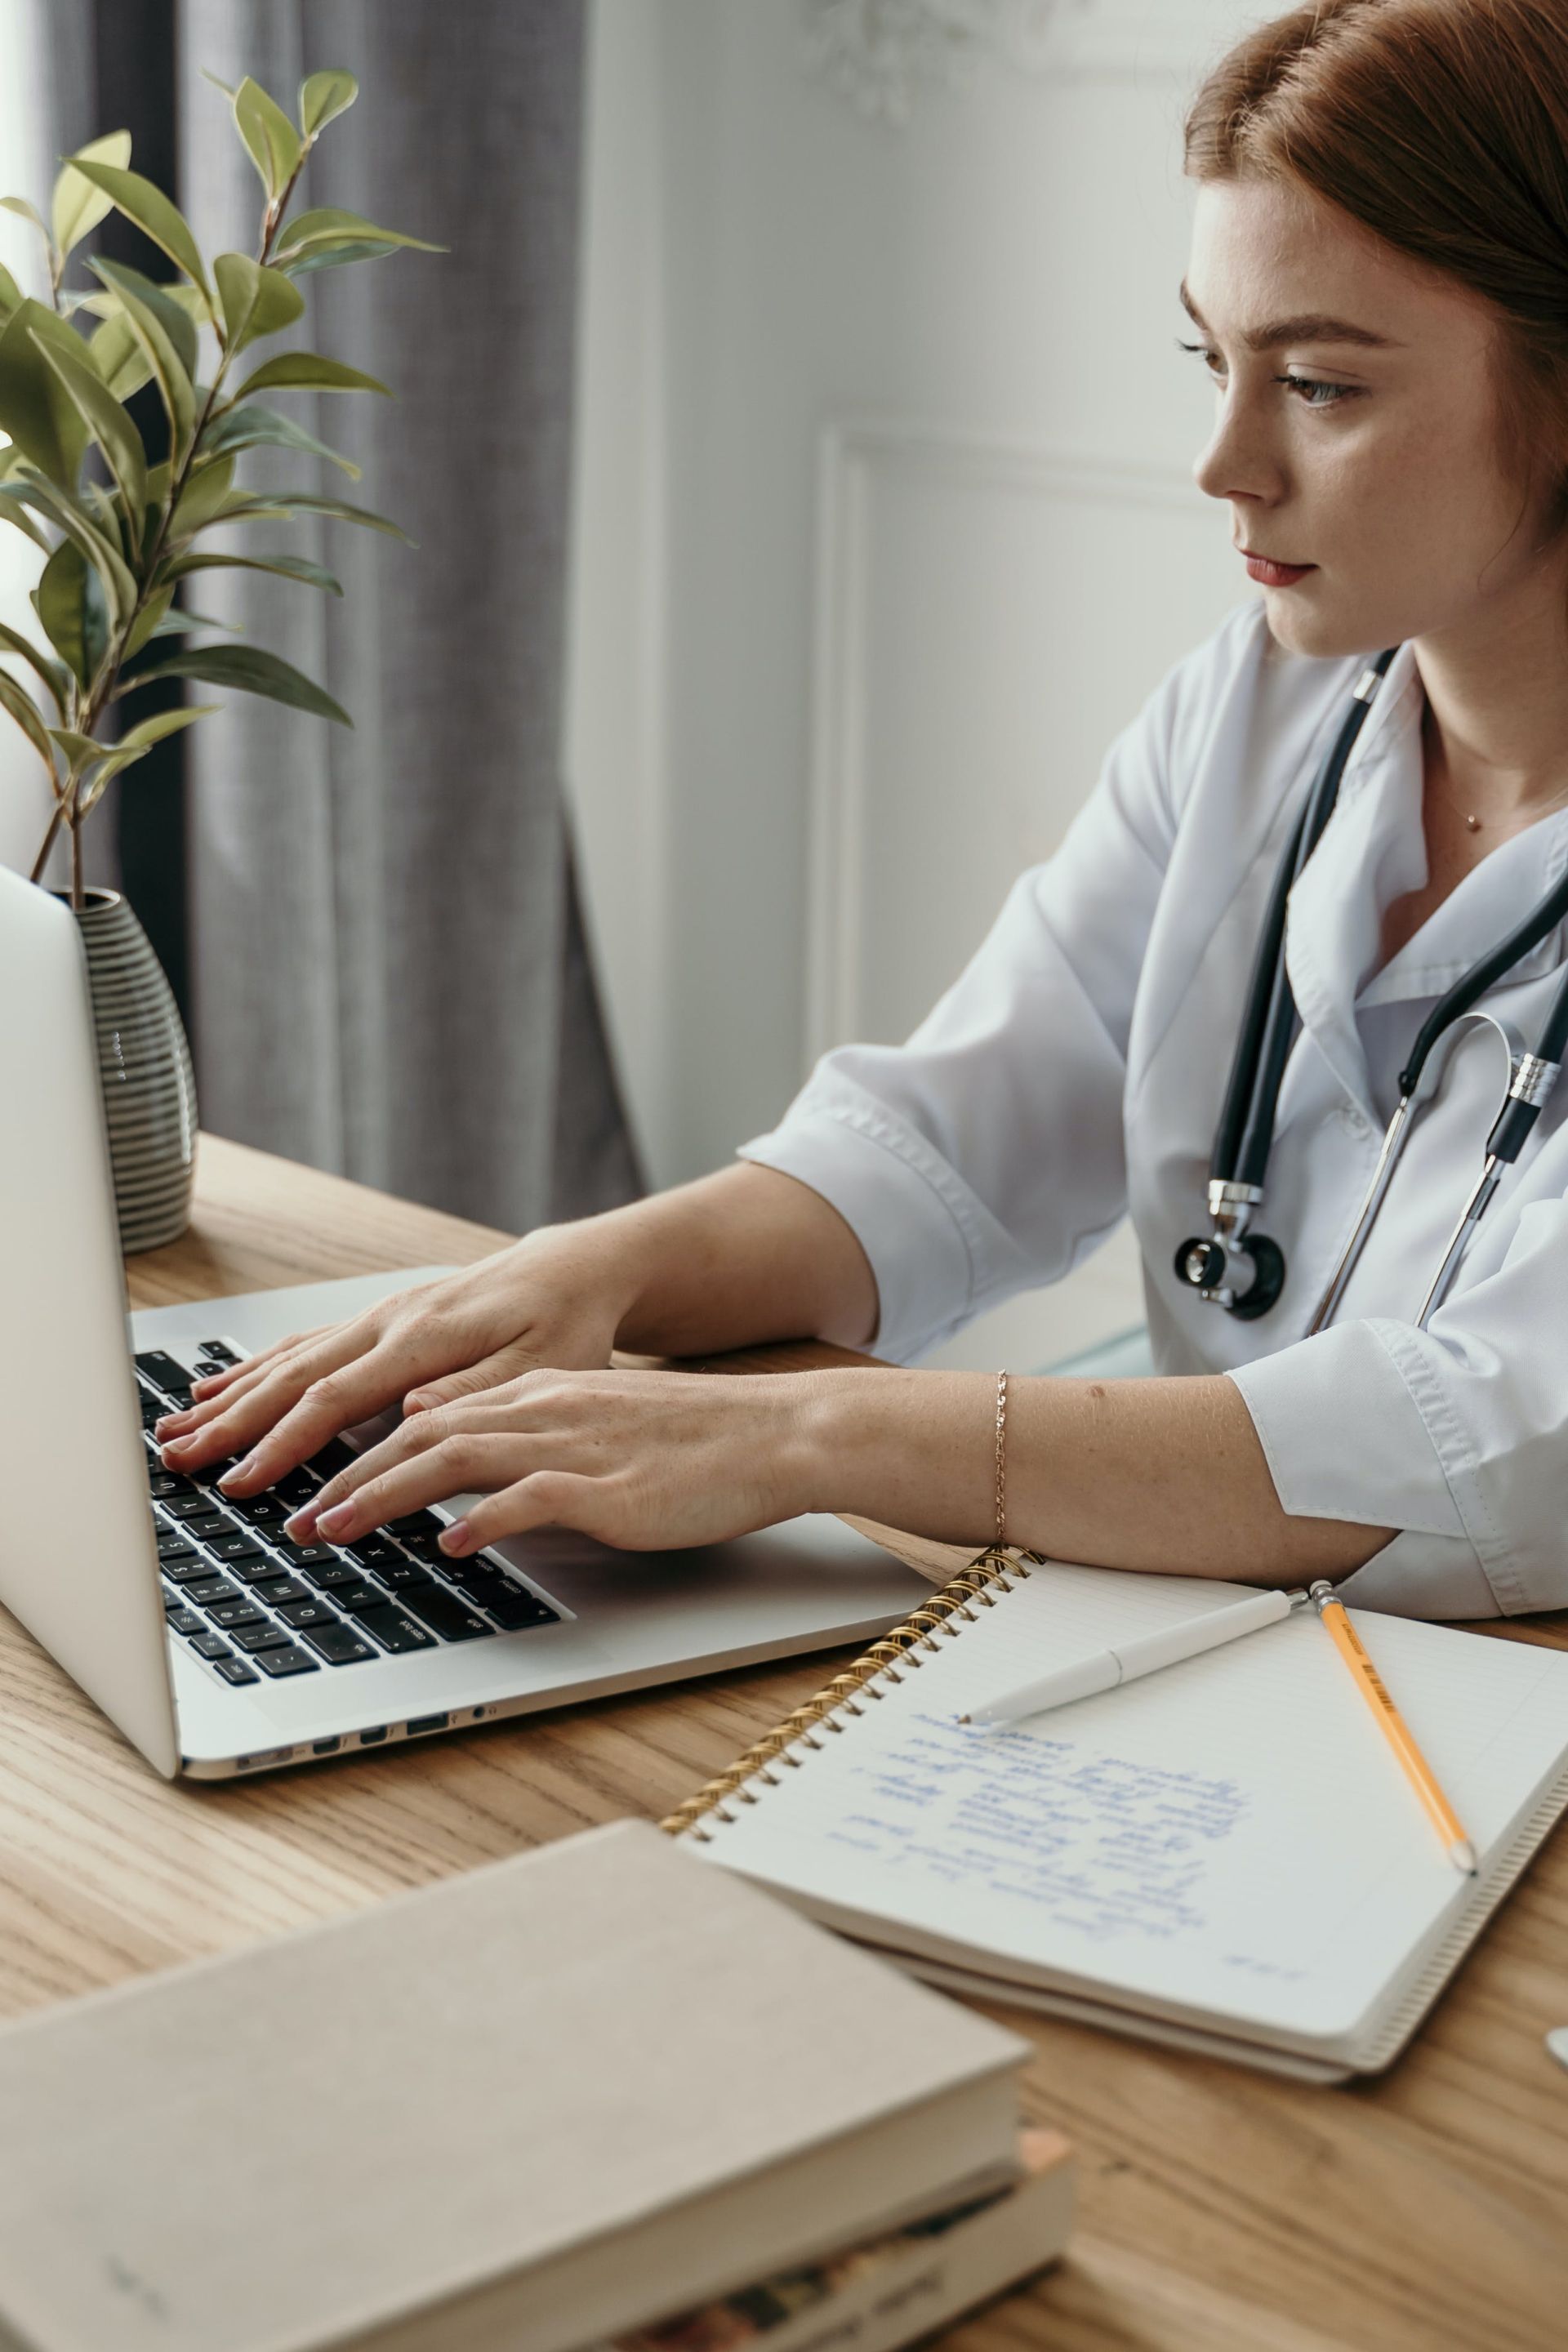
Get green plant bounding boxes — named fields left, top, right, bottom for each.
left=0, top=68, right=441, bottom=907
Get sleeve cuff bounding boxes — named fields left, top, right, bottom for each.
left=1226, top=1318, right=1504, bottom=1616
left=736, top=1103, right=978, bottom=1364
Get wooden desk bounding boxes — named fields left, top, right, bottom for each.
left=5, top=1134, right=1566, bottom=2352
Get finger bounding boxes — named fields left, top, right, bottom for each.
left=444, top=1470, right=602, bottom=1553
left=158, top=1327, right=380, bottom=1470
left=184, top=1325, right=334, bottom=1404
left=287, top=1409, right=456, bottom=1535
left=156, top=1348, right=317, bottom=1439
left=403, top=1345, right=546, bottom=1414
left=209, top=1340, right=444, bottom=1495
left=305, top=1432, right=535, bottom=1543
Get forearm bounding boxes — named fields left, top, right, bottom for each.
left=542, top=1162, right=880, bottom=1360
left=802, top=1367, right=1393, bottom=1583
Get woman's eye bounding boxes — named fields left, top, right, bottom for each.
left=1174, top=339, right=1354, bottom=409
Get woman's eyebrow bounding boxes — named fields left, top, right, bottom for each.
left=1178, top=278, right=1401, bottom=351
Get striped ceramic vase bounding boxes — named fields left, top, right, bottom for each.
left=63, top=889, right=198, bottom=1254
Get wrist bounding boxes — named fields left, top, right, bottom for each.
left=506, top=1214, right=647, bottom=1332
left=789, top=1366, right=1002, bottom=1544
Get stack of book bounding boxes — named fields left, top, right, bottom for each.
left=0, top=1820, right=1073, bottom=2351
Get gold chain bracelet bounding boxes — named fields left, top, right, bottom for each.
left=994, top=1368, right=1009, bottom=1548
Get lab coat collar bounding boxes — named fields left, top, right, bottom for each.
left=1284, top=644, right=1568, bottom=1113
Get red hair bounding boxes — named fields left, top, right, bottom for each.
left=1184, top=1, right=1568, bottom=526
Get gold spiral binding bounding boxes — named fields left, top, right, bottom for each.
left=660, top=1545, right=1040, bottom=1841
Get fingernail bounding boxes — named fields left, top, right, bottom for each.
left=218, top=1453, right=259, bottom=1490
left=161, top=1436, right=196, bottom=1459
left=284, top=1506, right=318, bottom=1538
left=317, top=1502, right=355, bottom=1535
left=439, top=1519, right=472, bottom=1556
left=154, top=1411, right=189, bottom=1435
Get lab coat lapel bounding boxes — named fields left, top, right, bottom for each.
left=1281, top=650, right=1426, bottom=1120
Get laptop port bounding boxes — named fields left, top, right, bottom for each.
left=359, top=1726, right=389, bottom=1744
left=407, top=1712, right=449, bottom=1735
left=312, top=1736, right=341, bottom=1756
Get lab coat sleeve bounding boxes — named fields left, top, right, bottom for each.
left=737, top=625, right=1228, bottom=1365
left=1228, top=1189, right=1568, bottom=1617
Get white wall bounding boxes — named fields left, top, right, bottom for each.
left=565, top=0, right=1270, bottom=1367
left=0, top=0, right=51, bottom=881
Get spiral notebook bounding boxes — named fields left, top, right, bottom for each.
left=665, top=1552, right=1568, bottom=2081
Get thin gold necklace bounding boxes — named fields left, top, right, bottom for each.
left=1427, top=773, right=1568, bottom=834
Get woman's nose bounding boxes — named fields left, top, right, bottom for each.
left=1192, top=389, right=1281, bottom=507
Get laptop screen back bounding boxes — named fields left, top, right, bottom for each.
left=0, top=870, right=179, bottom=1775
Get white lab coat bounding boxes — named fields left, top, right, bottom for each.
left=738, top=595, right=1568, bottom=1619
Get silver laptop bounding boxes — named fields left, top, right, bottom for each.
left=0, top=870, right=929, bottom=1779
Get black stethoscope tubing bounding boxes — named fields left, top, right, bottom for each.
left=1178, top=644, right=1568, bottom=1323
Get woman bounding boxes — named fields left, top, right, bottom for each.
left=160, top=0, right=1568, bottom=1619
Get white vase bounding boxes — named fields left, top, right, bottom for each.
left=60, top=888, right=198, bottom=1254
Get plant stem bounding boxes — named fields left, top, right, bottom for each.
left=29, top=801, right=62, bottom=885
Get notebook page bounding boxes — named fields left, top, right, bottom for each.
left=694, top=1565, right=1568, bottom=2051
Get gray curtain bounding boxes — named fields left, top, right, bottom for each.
left=175, top=0, right=643, bottom=1232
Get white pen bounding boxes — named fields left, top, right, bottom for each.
left=956, top=1587, right=1312, bottom=1727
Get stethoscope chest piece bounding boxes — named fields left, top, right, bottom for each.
left=1175, top=1183, right=1286, bottom=1319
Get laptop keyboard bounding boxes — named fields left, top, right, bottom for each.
left=137, top=1344, right=561, bottom=1688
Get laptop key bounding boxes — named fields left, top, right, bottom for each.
left=398, top=1584, right=495, bottom=1643
left=303, top=1622, right=377, bottom=1666
left=248, top=1575, right=312, bottom=1607
left=274, top=1540, right=339, bottom=1571
left=179, top=1510, right=232, bottom=1542
left=341, top=1535, right=403, bottom=1570
left=304, top=1438, right=358, bottom=1480
left=185, top=1576, right=241, bottom=1607
left=329, top=1579, right=385, bottom=1615
left=215, top=1656, right=260, bottom=1686
left=189, top=1632, right=234, bottom=1661
left=354, top=1602, right=438, bottom=1655
left=251, top=1644, right=320, bottom=1678
left=271, top=1468, right=322, bottom=1508
left=486, top=1588, right=560, bottom=1632
left=135, top=1350, right=192, bottom=1395
left=159, top=1552, right=207, bottom=1583
left=229, top=1494, right=289, bottom=1528
left=161, top=1493, right=222, bottom=1522
left=206, top=1599, right=265, bottom=1631
left=194, top=1339, right=239, bottom=1365
left=148, top=1470, right=197, bottom=1500
left=165, top=1605, right=203, bottom=1635
left=278, top=1598, right=340, bottom=1630
left=369, top=1557, right=427, bottom=1592
left=209, top=1533, right=268, bottom=1566
left=231, top=1622, right=296, bottom=1654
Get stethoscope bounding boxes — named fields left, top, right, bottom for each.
left=1175, top=647, right=1568, bottom=1333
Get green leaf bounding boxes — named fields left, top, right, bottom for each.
left=19, top=474, right=136, bottom=623
left=0, top=300, right=91, bottom=486
left=123, top=641, right=350, bottom=724
left=87, top=309, right=153, bottom=401
left=299, top=70, right=359, bottom=137
left=65, top=160, right=210, bottom=300
left=0, top=263, right=21, bottom=324
left=51, top=128, right=132, bottom=264
left=49, top=724, right=117, bottom=770
left=165, top=550, right=343, bottom=596
left=117, top=702, right=220, bottom=751
left=142, top=604, right=238, bottom=638
left=0, top=667, right=57, bottom=773
left=270, top=207, right=444, bottom=270
left=213, top=488, right=412, bottom=542
left=85, top=258, right=198, bottom=380
left=0, top=195, right=48, bottom=238
left=37, top=538, right=109, bottom=685
left=0, top=483, right=51, bottom=550
left=212, top=252, right=303, bottom=355
left=122, top=585, right=173, bottom=657
left=234, top=78, right=302, bottom=200
left=234, top=351, right=390, bottom=399
left=0, top=618, right=69, bottom=713
left=202, top=69, right=238, bottom=99
left=168, top=453, right=234, bottom=538
left=201, top=402, right=360, bottom=478
left=30, top=323, right=147, bottom=524
left=89, top=258, right=195, bottom=452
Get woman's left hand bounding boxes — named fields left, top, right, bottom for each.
left=283, top=1367, right=824, bottom=1558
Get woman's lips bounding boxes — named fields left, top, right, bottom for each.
left=1244, top=553, right=1316, bottom=587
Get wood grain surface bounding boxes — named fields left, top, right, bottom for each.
left=6, top=1130, right=1566, bottom=2351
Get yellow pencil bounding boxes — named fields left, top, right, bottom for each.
left=1307, top=1583, right=1477, bottom=1875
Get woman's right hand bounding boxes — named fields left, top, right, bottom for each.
left=153, top=1227, right=639, bottom=1497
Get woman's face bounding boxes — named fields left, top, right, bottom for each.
left=1184, top=176, right=1567, bottom=661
